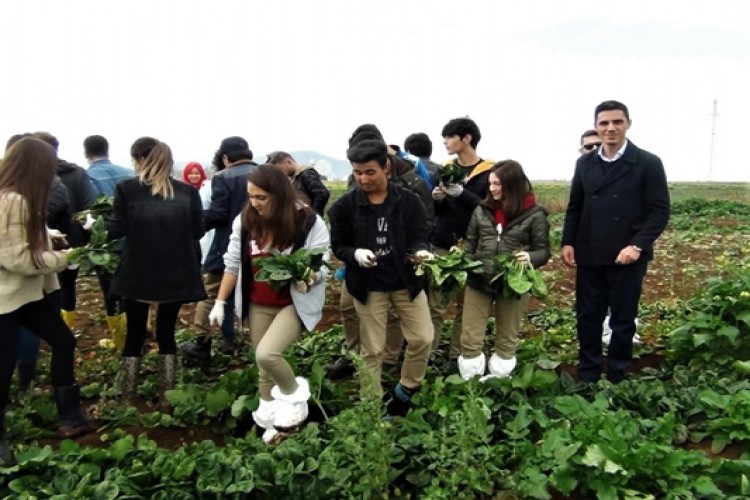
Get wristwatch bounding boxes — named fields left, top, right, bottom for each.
left=631, top=245, right=643, bottom=252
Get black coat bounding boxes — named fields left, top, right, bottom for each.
left=56, top=160, right=96, bottom=247
left=47, top=176, right=71, bottom=234
left=203, top=161, right=257, bottom=273
left=561, top=142, right=670, bottom=266
left=328, top=182, right=429, bottom=304
left=108, top=178, right=206, bottom=303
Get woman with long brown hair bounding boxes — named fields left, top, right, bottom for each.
left=211, top=164, right=329, bottom=443
left=109, top=137, right=206, bottom=411
left=0, top=137, right=94, bottom=466
left=457, top=160, right=550, bottom=380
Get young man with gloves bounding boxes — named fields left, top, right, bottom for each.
left=328, top=139, right=433, bottom=416
left=429, top=118, right=495, bottom=361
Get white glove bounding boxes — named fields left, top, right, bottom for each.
left=354, top=249, right=377, bottom=268
left=82, top=213, right=97, bottom=231
left=515, top=251, right=531, bottom=267
left=209, top=299, right=226, bottom=326
left=431, top=186, right=447, bottom=201
left=294, top=272, right=317, bottom=294
left=415, top=250, right=435, bottom=261
left=443, top=184, right=463, bottom=197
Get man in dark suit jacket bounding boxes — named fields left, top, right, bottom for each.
left=561, top=100, right=670, bottom=383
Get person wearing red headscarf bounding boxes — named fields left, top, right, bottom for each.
left=182, top=162, right=207, bottom=190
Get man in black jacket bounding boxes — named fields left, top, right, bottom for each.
left=562, top=100, right=670, bottom=383
left=328, top=139, right=433, bottom=416
left=266, top=151, right=330, bottom=215
left=185, top=136, right=257, bottom=363
left=34, top=132, right=96, bottom=329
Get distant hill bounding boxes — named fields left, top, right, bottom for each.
left=173, top=151, right=351, bottom=180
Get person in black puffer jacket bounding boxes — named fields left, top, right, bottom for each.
left=33, top=132, right=96, bottom=329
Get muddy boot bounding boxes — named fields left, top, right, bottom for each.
left=0, top=406, right=16, bottom=467
left=106, top=314, right=127, bottom=351
left=16, top=361, right=38, bottom=393
left=118, top=357, right=141, bottom=406
left=180, top=336, right=212, bottom=369
left=157, top=354, right=178, bottom=413
left=54, top=385, right=96, bottom=439
left=324, top=357, right=355, bottom=381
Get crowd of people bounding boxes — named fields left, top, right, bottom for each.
left=0, top=99, right=670, bottom=463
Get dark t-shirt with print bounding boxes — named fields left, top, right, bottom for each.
left=369, top=201, right=405, bottom=292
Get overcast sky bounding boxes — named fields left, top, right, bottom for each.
left=1, top=0, right=748, bottom=181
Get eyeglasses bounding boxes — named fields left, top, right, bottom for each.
left=582, top=143, right=601, bottom=151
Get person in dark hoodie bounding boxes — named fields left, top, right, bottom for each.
left=33, top=132, right=96, bottom=329
left=5, top=133, right=72, bottom=394
left=182, top=136, right=258, bottom=365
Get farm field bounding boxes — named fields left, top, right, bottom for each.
left=2, top=182, right=750, bottom=498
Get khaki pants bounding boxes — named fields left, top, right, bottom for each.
left=427, top=246, right=463, bottom=357
left=340, top=282, right=404, bottom=365
left=194, top=271, right=222, bottom=333
left=355, top=290, right=432, bottom=396
left=460, top=285, right=530, bottom=359
left=249, top=304, right=304, bottom=400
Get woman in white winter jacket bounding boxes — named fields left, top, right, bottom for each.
left=211, top=164, right=329, bottom=442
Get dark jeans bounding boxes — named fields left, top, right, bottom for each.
left=123, top=301, right=181, bottom=356
left=58, top=268, right=79, bottom=311
left=17, top=290, right=61, bottom=363
left=0, top=295, right=77, bottom=407
left=575, top=260, right=648, bottom=383
left=95, top=269, right=122, bottom=316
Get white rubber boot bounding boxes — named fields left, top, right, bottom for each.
left=457, top=353, right=487, bottom=380
left=252, top=398, right=280, bottom=443
left=481, top=353, right=516, bottom=382
left=270, top=377, right=310, bottom=429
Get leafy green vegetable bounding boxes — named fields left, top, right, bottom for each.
left=439, top=162, right=466, bottom=184
left=67, top=215, right=121, bottom=274
left=74, top=195, right=115, bottom=223
left=490, top=253, right=547, bottom=300
left=254, top=247, right=329, bottom=290
left=413, top=247, right=482, bottom=304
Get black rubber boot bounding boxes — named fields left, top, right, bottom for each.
left=386, top=383, right=417, bottom=418
left=16, top=361, right=37, bottom=392
left=0, top=407, right=16, bottom=467
left=324, top=357, right=356, bottom=381
left=180, top=336, right=212, bottom=369
left=53, top=385, right=96, bottom=439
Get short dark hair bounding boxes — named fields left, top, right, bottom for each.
left=441, top=117, right=481, bottom=149
left=404, top=132, right=432, bottom=158
left=266, top=151, right=294, bottom=165
left=580, top=129, right=599, bottom=145
left=349, top=124, right=384, bottom=147
left=594, top=100, right=630, bottom=122
left=83, top=135, right=109, bottom=157
left=33, top=131, right=59, bottom=151
left=346, top=139, right=388, bottom=167
left=5, top=133, right=31, bottom=151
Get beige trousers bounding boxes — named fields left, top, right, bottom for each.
left=460, top=285, right=530, bottom=359
left=355, top=290, right=432, bottom=396
left=427, top=246, right=463, bottom=357
left=248, top=304, right=304, bottom=400
left=340, top=282, right=404, bottom=365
